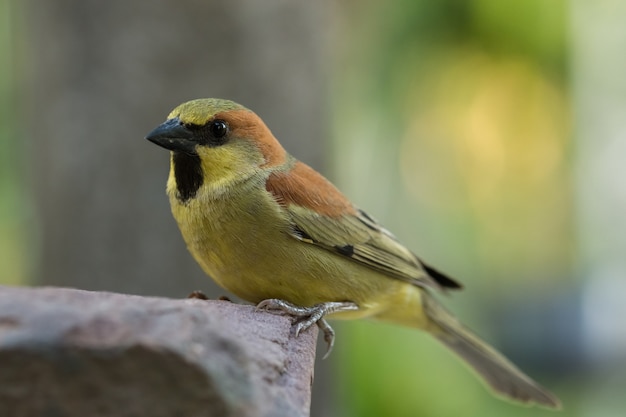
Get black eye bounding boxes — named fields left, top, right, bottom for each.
left=209, top=120, right=228, bottom=139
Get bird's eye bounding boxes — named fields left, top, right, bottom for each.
left=209, top=120, right=228, bottom=138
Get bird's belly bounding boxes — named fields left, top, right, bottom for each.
left=171, top=190, right=417, bottom=322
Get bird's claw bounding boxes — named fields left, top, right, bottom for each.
left=187, top=290, right=209, bottom=300
left=256, top=299, right=358, bottom=358
left=317, top=318, right=336, bottom=360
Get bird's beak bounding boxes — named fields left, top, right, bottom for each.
left=145, top=117, right=197, bottom=153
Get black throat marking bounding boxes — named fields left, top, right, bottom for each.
left=173, top=151, right=203, bottom=203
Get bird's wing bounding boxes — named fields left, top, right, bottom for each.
left=266, top=161, right=462, bottom=291
left=287, top=204, right=461, bottom=291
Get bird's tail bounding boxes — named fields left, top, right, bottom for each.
left=422, top=294, right=561, bottom=409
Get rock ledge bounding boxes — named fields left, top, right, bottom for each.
left=0, top=285, right=317, bottom=417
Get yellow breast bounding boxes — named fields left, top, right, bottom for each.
left=166, top=166, right=418, bottom=323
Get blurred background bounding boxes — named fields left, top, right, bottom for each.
left=1, top=0, right=624, bottom=416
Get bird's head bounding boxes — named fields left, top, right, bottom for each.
left=146, top=98, right=288, bottom=200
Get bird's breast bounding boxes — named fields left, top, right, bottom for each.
left=167, top=174, right=414, bottom=319
left=168, top=179, right=295, bottom=297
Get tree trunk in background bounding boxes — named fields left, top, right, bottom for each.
left=22, top=1, right=334, bottom=416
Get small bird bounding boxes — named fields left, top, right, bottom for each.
left=146, top=98, right=560, bottom=408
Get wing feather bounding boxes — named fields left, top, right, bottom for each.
left=286, top=204, right=461, bottom=291
left=266, top=160, right=462, bottom=291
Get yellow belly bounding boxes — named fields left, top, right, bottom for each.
left=168, top=177, right=427, bottom=327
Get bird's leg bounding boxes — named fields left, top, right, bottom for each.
left=256, top=299, right=359, bottom=358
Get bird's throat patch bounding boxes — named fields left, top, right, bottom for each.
left=173, top=151, right=203, bottom=203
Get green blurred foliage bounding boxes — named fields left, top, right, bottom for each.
left=332, top=0, right=574, bottom=416
left=334, top=0, right=571, bottom=289
left=0, top=0, right=29, bottom=286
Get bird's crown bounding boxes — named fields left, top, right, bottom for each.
left=168, top=98, right=248, bottom=126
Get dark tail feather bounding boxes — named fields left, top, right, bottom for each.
left=423, top=295, right=561, bottom=409
left=420, top=259, right=463, bottom=290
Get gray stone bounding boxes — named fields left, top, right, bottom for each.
left=0, top=286, right=317, bottom=417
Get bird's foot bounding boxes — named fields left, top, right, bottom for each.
left=187, top=290, right=209, bottom=300
left=256, top=299, right=358, bottom=359
left=186, top=291, right=232, bottom=302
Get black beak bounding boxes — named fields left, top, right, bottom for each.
left=145, top=117, right=197, bottom=153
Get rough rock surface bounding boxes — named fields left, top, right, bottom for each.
left=0, top=285, right=317, bottom=417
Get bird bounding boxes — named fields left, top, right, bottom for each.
left=146, top=98, right=561, bottom=409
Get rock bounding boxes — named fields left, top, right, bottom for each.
left=0, top=286, right=317, bottom=417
